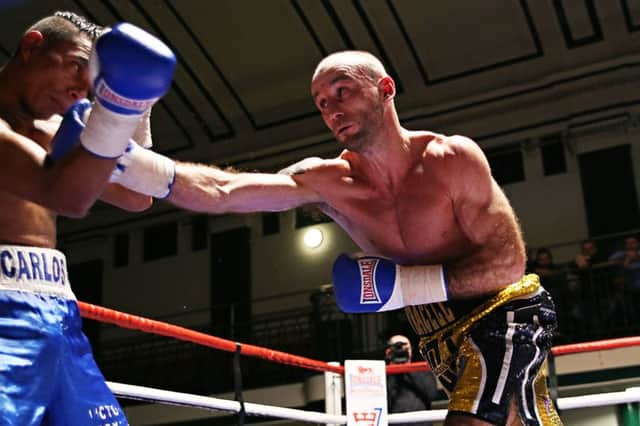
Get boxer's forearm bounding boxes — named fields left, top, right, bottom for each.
left=100, top=183, right=153, bottom=212
left=45, top=148, right=119, bottom=217
left=167, top=162, right=320, bottom=214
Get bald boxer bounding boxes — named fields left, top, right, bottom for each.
left=108, top=50, right=561, bottom=425
left=0, top=11, right=175, bottom=425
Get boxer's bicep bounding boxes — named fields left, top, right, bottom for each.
left=449, top=137, right=495, bottom=246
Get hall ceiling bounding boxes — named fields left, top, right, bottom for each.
left=2, top=0, right=639, bottom=173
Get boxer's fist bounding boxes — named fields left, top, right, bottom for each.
left=90, top=23, right=175, bottom=115
left=332, top=254, right=401, bottom=313
left=81, top=23, right=176, bottom=159
left=332, top=254, right=449, bottom=313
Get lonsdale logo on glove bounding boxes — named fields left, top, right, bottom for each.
left=358, top=258, right=382, bottom=304
left=94, top=80, right=157, bottom=112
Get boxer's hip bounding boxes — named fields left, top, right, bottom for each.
left=406, top=274, right=555, bottom=391
left=0, top=244, right=75, bottom=300
left=0, top=244, right=80, bottom=359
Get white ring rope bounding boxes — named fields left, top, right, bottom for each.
left=108, top=382, right=346, bottom=424
left=108, top=382, right=640, bottom=424
left=556, top=387, right=640, bottom=411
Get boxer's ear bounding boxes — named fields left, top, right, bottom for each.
left=18, top=31, right=45, bottom=61
left=378, top=76, right=395, bottom=101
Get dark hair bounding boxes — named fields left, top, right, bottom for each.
left=25, top=11, right=104, bottom=46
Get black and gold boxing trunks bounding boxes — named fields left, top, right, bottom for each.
left=404, top=274, right=562, bottom=425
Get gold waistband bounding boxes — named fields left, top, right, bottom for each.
left=417, top=274, right=541, bottom=354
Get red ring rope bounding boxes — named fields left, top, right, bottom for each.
left=551, top=336, right=640, bottom=356
left=78, top=302, right=640, bottom=376
left=78, top=301, right=343, bottom=374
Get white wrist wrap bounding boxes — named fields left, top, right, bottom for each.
left=110, top=142, right=175, bottom=198
left=80, top=101, right=141, bottom=158
left=132, top=108, right=153, bottom=148
left=395, top=264, right=448, bottom=306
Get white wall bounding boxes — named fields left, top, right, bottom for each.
left=251, top=212, right=359, bottom=314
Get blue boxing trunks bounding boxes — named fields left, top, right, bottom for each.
left=405, top=274, right=562, bottom=425
left=0, top=245, right=128, bottom=426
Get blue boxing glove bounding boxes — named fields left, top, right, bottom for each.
left=331, top=254, right=449, bottom=313
left=81, top=22, right=176, bottom=159
left=91, top=23, right=175, bottom=115
left=44, top=99, right=91, bottom=168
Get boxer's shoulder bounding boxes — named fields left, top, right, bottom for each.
left=0, top=114, right=59, bottom=148
left=32, top=115, right=63, bottom=147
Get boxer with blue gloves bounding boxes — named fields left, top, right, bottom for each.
left=47, top=22, right=178, bottom=199
left=110, top=50, right=561, bottom=425
left=45, top=21, right=178, bottom=199
left=0, top=11, right=175, bottom=426
left=46, top=22, right=175, bottom=165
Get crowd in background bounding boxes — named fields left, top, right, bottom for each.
left=527, top=234, right=640, bottom=340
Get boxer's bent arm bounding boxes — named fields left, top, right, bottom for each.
left=0, top=125, right=116, bottom=217
left=167, top=162, right=321, bottom=213
left=100, top=183, right=153, bottom=212
left=446, top=136, right=526, bottom=296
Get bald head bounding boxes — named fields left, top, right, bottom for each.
left=312, top=50, right=388, bottom=84
left=388, top=334, right=411, bottom=346
left=386, top=334, right=412, bottom=363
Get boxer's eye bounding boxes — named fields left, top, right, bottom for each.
left=336, top=86, right=351, bottom=101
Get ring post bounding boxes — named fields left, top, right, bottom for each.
left=325, top=361, right=343, bottom=426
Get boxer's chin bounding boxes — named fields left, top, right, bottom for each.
left=338, top=130, right=369, bottom=153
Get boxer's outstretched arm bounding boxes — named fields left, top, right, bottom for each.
left=0, top=123, right=117, bottom=217
left=167, top=162, right=322, bottom=214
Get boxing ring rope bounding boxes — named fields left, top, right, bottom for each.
left=105, top=380, right=640, bottom=424
left=78, top=302, right=640, bottom=424
left=551, top=336, right=640, bottom=356
left=78, top=301, right=342, bottom=374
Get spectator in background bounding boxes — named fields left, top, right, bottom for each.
left=530, top=247, right=564, bottom=286
left=574, top=239, right=608, bottom=269
left=570, top=239, right=609, bottom=332
left=385, top=335, right=437, bottom=426
left=608, top=236, right=640, bottom=291
left=608, top=236, right=640, bottom=325
left=609, top=236, right=640, bottom=273
left=565, top=240, right=605, bottom=338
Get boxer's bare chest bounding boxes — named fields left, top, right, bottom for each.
left=320, top=167, right=472, bottom=263
left=0, top=120, right=57, bottom=247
